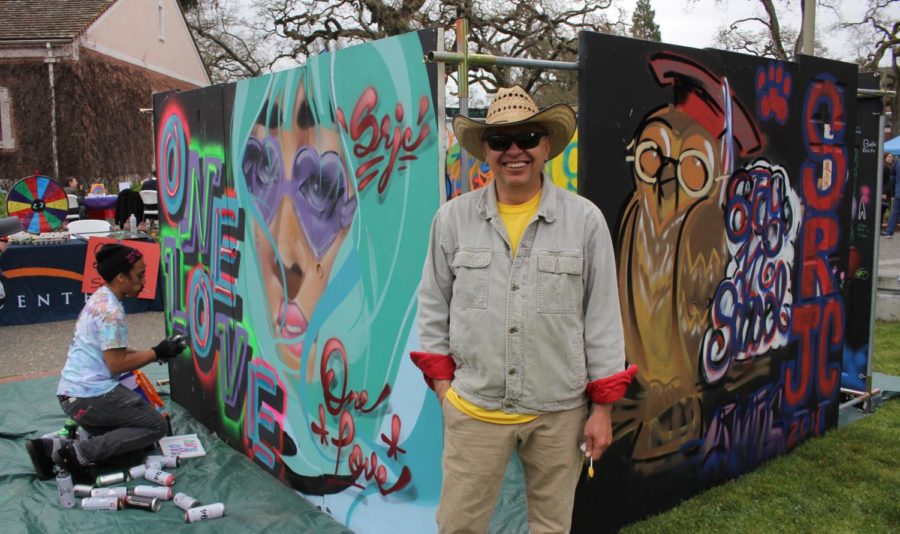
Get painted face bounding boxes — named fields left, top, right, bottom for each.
left=482, top=124, right=550, bottom=197
left=628, top=107, right=724, bottom=225
left=243, top=81, right=357, bottom=368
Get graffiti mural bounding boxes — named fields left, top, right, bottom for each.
left=445, top=123, right=578, bottom=198
left=154, top=30, right=443, bottom=532
left=574, top=33, right=862, bottom=531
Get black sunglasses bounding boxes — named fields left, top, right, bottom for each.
left=484, top=131, right=546, bottom=152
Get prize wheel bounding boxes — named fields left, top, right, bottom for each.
left=5, top=175, right=69, bottom=234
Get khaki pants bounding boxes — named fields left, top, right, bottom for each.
left=437, top=401, right=587, bottom=534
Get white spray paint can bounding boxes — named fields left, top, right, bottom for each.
left=145, top=455, right=181, bottom=468
left=185, top=503, right=225, bottom=523
left=90, top=487, right=127, bottom=499
left=131, top=485, right=173, bottom=500
left=72, top=484, right=94, bottom=498
left=174, top=492, right=201, bottom=511
left=56, top=471, right=75, bottom=509
left=143, top=468, right=175, bottom=486
left=81, top=496, right=121, bottom=511
left=128, top=464, right=147, bottom=480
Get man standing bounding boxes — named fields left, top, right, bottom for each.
left=412, top=86, right=636, bottom=533
left=26, top=243, right=185, bottom=481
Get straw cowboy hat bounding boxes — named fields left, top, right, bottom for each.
left=452, top=86, right=576, bottom=162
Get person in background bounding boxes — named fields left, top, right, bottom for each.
left=412, top=86, right=636, bottom=533
left=63, top=176, right=80, bottom=196
left=882, top=152, right=899, bottom=238
left=881, top=153, right=894, bottom=223
left=25, top=244, right=186, bottom=482
left=141, top=171, right=158, bottom=192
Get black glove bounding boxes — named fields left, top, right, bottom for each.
left=153, top=334, right=188, bottom=362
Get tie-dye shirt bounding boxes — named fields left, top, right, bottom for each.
left=57, top=285, right=127, bottom=397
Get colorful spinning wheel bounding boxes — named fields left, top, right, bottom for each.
left=5, top=175, right=69, bottom=234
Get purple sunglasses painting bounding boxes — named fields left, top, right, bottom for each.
left=243, top=136, right=358, bottom=260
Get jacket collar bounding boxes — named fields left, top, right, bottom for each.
left=477, top=175, right=558, bottom=223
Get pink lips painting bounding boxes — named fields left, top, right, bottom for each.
left=277, top=299, right=308, bottom=358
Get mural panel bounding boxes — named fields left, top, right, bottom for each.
left=574, top=32, right=861, bottom=531
left=154, top=30, right=443, bottom=532
left=841, top=72, right=882, bottom=392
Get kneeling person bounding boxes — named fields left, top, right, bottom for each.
left=26, top=243, right=185, bottom=481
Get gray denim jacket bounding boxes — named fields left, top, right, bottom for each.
left=416, top=177, right=626, bottom=414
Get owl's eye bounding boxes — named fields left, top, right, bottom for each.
left=677, top=149, right=714, bottom=198
left=679, top=155, right=707, bottom=192
left=634, top=140, right=664, bottom=184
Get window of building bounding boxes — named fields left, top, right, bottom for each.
left=0, top=88, right=15, bottom=150
left=157, top=0, right=165, bottom=42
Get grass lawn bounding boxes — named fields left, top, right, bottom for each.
left=622, top=321, right=900, bottom=533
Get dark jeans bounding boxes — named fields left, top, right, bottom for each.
left=59, top=384, right=166, bottom=464
left=887, top=198, right=900, bottom=235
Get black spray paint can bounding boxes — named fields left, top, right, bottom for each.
left=124, top=495, right=161, bottom=513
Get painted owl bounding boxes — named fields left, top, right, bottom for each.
left=614, top=53, right=762, bottom=463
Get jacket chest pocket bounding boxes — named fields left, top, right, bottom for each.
left=537, top=253, right=583, bottom=314
left=452, top=250, right=492, bottom=309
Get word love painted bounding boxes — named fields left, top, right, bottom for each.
left=310, top=338, right=412, bottom=496
left=336, top=86, right=432, bottom=195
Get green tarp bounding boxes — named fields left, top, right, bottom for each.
left=0, top=365, right=352, bottom=534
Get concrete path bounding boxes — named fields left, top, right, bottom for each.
left=0, top=311, right=165, bottom=381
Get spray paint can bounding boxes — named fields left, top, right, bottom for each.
left=144, top=460, right=162, bottom=470
left=81, top=496, right=121, bottom=511
left=56, top=470, right=76, bottom=509
left=95, top=472, right=127, bottom=487
left=123, top=495, right=161, bottom=513
left=131, top=485, right=173, bottom=500
left=143, top=468, right=175, bottom=486
left=145, top=455, right=180, bottom=468
left=73, top=484, right=94, bottom=498
left=184, top=503, right=225, bottom=523
left=128, top=464, right=147, bottom=480
left=173, top=492, right=201, bottom=511
left=91, top=487, right=127, bottom=499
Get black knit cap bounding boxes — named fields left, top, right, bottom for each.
left=96, top=243, right=143, bottom=282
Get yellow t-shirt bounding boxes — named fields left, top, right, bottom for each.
left=497, top=191, right=541, bottom=257
left=445, top=191, right=543, bottom=424
left=446, top=388, right=538, bottom=424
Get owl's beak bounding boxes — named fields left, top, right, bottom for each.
left=655, top=163, right=679, bottom=222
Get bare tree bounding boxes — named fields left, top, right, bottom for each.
left=184, top=0, right=627, bottom=104
left=710, top=0, right=834, bottom=60
left=840, top=0, right=899, bottom=133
